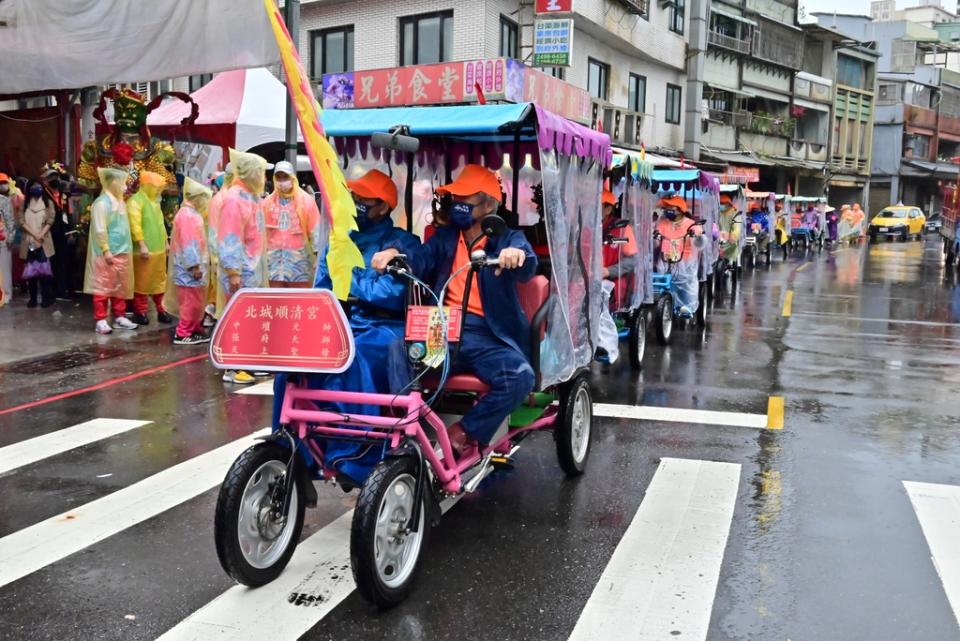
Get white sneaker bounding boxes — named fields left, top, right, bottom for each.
left=95, top=320, right=113, bottom=334
left=114, top=316, right=139, bottom=330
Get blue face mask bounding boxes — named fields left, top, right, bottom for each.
left=355, top=203, right=373, bottom=230
left=29, top=185, right=44, bottom=198
left=664, top=209, right=679, bottom=221
left=450, top=201, right=476, bottom=230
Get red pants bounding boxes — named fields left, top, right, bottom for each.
left=175, top=286, right=204, bottom=338
left=133, top=292, right=166, bottom=315
left=93, top=295, right=127, bottom=321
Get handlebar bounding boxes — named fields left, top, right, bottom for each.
left=470, top=249, right=500, bottom=268
left=385, top=254, right=411, bottom=276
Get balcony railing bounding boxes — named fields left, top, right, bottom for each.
left=707, top=30, right=752, bottom=55
left=752, top=19, right=804, bottom=70
left=831, top=157, right=869, bottom=173
left=790, top=140, right=828, bottom=163
left=708, top=108, right=752, bottom=128
left=745, top=112, right=796, bottom=137
left=905, top=104, right=937, bottom=129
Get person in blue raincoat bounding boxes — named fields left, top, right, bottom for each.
left=373, top=164, right=538, bottom=455
left=272, top=169, right=420, bottom=484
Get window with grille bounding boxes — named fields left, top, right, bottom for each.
left=500, top=16, right=518, bottom=58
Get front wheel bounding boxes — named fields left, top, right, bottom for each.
left=556, top=376, right=592, bottom=476
left=696, top=281, right=707, bottom=327
left=351, top=456, right=428, bottom=608
left=214, top=441, right=306, bottom=587
left=628, top=310, right=646, bottom=370
left=654, top=294, right=673, bottom=345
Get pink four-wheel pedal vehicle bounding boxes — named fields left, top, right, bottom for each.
left=208, top=102, right=612, bottom=607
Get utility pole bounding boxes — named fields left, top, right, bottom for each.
left=283, top=0, right=300, bottom=166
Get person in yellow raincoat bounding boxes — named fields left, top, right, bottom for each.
left=84, top=167, right=139, bottom=334
left=128, top=171, right=172, bottom=325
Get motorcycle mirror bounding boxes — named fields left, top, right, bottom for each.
left=480, top=214, right=507, bottom=239
left=612, top=218, right=630, bottom=229
left=371, top=126, right=420, bottom=153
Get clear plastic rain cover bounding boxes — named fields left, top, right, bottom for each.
left=537, top=149, right=603, bottom=389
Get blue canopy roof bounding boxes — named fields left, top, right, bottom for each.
left=651, top=169, right=700, bottom=183
left=320, top=103, right=534, bottom=138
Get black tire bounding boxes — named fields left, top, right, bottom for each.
left=556, top=375, right=592, bottom=476
left=743, top=247, right=754, bottom=270
left=654, top=294, right=673, bottom=345
left=628, top=310, right=645, bottom=370
left=900, top=230, right=908, bottom=242
left=732, top=260, right=739, bottom=287
left=215, top=442, right=307, bottom=587
left=351, top=456, right=428, bottom=608
left=765, top=242, right=772, bottom=266
left=696, top=281, right=707, bottom=327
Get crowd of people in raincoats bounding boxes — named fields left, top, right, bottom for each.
left=80, top=152, right=325, bottom=360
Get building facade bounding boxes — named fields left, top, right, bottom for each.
left=818, top=13, right=959, bottom=214
left=298, top=0, right=689, bottom=152
left=697, top=0, right=807, bottom=192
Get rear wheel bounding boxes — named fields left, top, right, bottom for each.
left=351, top=456, right=427, bottom=608
left=556, top=376, right=592, bottom=476
left=654, top=294, right=673, bottom=345
left=214, top=442, right=306, bottom=587
left=627, top=310, right=646, bottom=370
left=765, top=242, right=772, bottom=266
left=696, top=281, right=707, bottom=327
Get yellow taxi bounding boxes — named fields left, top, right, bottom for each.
left=868, top=205, right=926, bottom=241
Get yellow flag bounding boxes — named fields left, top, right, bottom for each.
left=262, top=0, right=363, bottom=300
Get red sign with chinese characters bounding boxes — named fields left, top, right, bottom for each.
left=723, top=165, right=760, bottom=184
left=404, top=306, right=463, bottom=342
left=536, top=0, right=573, bottom=13
left=521, top=66, right=592, bottom=123
left=209, top=289, right=355, bottom=374
left=353, top=60, right=508, bottom=108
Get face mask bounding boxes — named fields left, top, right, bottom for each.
left=664, top=210, right=679, bottom=221
left=276, top=179, right=293, bottom=192
left=29, top=186, right=44, bottom=198
left=0, top=186, right=8, bottom=195
left=450, top=201, right=476, bottom=230
left=355, top=203, right=374, bottom=230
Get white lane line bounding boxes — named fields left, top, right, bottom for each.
left=0, top=419, right=152, bottom=476
left=594, top=403, right=768, bottom=429
left=568, top=458, right=741, bottom=641
left=233, top=381, right=275, bottom=396
left=904, top=481, right=960, bottom=628
left=0, top=428, right=268, bottom=589
left=156, top=512, right=354, bottom=641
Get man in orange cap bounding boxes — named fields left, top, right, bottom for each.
left=601, top=189, right=639, bottom=284
left=655, top=195, right=703, bottom=317
left=373, top=164, right=537, bottom=455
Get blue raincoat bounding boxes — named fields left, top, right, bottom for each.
left=404, top=225, right=538, bottom=444
left=272, top=217, right=420, bottom=484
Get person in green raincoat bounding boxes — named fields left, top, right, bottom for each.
left=128, top=170, right=172, bottom=325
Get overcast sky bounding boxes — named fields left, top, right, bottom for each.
left=799, top=0, right=959, bottom=20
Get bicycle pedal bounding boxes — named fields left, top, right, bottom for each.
left=489, top=455, right=514, bottom=471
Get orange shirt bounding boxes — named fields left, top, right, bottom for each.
left=445, top=233, right=485, bottom=317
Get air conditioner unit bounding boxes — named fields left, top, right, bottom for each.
left=623, top=112, right=644, bottom=146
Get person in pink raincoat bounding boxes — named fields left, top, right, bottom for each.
left=261, top=160, right=321, bottom=287
left=169, top=178, right=212, bottom=345
left=216, top=149, right=268, bottom=385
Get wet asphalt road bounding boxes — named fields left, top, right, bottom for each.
left=0, top=235, right=959, bottom=641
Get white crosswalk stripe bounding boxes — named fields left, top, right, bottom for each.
left=0, top=428, right=268, bottom=589
left=0, top=418, right=152, bottom=476
left=904, top=480, right=960, bottom=629
left=567, top=458, right=741, bottom=641
left=155, top=512, right=355, bottom=641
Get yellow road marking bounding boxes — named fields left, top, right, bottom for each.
left=781, top=290, right=793, bottom=317
left=796, top=262, right=810, bottom=272
left=767, top=396, right=785, bottom=430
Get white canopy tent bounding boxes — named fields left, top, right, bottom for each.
left=148, top=67, right=301, bottom=153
